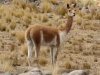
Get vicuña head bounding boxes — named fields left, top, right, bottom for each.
left=25, top=3, right=76, bottom=67
left=67, top=3, right=76, bottom=16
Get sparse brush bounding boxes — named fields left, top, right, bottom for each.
left=10, top=43, right=15, bottom=52
left=24, top=12, right=31, bottom=19
left=5, top=12, right=12, bottom=22
left=42, top=14, right=48, bottom=22
left=3, top=61, right=14, bottom=72
left=55, top=5, right=67, bottom=16
left=46, top=22, right=52, bottom=26
left=41, top=2, right=52, bottom=13
left=23, top=16, right=31, bottom=24
left=39, top=56, right=48, bottom=66
left=75, top=15, right=82, bottom=25
left=16, top=30, right=25, bottom=43
left=51, top=0, right=58, bottom=5
left=82, top=62, right=90, bottom=69
left=95, top=11, right=100, bottom=20
left=40, top=49, right=47, bottom=57
left=10, top=21, right=16, bottom=30
left=10, top=31, right=16, bottom=36
left=22, top=43, right=28, bottom=55
left=26, top=2, right=39, bottom=12
left=14, top=9, right=24, bottom=18
left=22, top=21, right=28, bottom=28
left=0, top=23, right=7, bottom=31
left=65, top=59, right=76, bottom=69
left=17, top=0, right=27, bottom=9
left=94, top=57, right=98, bottom=62
left=85, top=13, right=93, bottom=20
left=1, top=54, right=10, bottom=62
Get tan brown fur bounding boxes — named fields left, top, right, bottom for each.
left=25, top=3, right=76, bottom=66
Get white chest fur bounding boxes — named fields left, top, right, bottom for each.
left=59, top=30, right=67, bottom=46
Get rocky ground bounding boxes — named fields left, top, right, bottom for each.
left=0, top=0, right=100, bottom=75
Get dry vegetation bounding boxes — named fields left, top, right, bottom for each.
left=0, top=0, right=100, bottom=75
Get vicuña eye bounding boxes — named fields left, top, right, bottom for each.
left=69, top=10, right=71, bottom=12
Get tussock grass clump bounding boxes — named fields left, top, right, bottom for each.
left=75, top=15, right=82, bottom=25
left=0, top=24, right=7, bottom=31
left=65, top=59, right=76, bottom=69
left=95, top=11, right=100, bottom=20
left=5, top=12, right=12, bottom=22
left=51, top=0, right=58, bottom=5
left=10, top=21, right=16, bottom=30
left=85, top=13, right=93, bottom=20
left=16, top=30, right=25, bottom=43
left=26, top=2, right=39, bottom=12
left=39, top=56, right=48, bottom=66
left=83, top=62, right=90, bottom=69
left=22, top=43, right=28, bottom=55
left=42, top=14, right=48, bottom=22
left=41, top=2, right=52, bottom=13
left=46, top=22, right=52, bottom=26
left=23, top=16, right=31, bottom=24
left=3, top=61, right=14, bottom=72
left=55, top=5, right=67, bottom=16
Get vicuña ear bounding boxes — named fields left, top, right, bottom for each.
left=67, top=4, right=70, bottom=9
left=73, top=3, right=76, bottom=7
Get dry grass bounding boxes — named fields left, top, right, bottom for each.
left=82, top=62, right=91, bottom=69
left=64, top=59, right=76, bottom=69
left=23, top=16, right=31, bottom=24
left=42, top=14, right=48, bottom=22
left=39, top=56, right=48, bottom=66
left=85, top=13, right=93, bottom=20
left=3, top=61, right=14, bottom=72
left=10, top=21, right=16, bottom=30
left=0, top=23, right=7, bottom=31
left=51, top=0, right=58, bottom=5
left=22, top=43, right=28, bottom=55
left=55, top=5, right=67, bottom=16
left=41, top=2, right=52, bottom=13
left=75, top=15, right=82, bottom=25
left=16, top=30, right=25, bottom=43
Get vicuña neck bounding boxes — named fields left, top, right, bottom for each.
left=61, top=16, right=73, bottom=33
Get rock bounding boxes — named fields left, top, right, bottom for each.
left=43, top=71, right=52, bottom=75
left=62, top=72, right=68, bottom=75
left=0, top=70, right=4, bottom=74
left=0, top=72, right=13, bottom=75
left=19, top=68, right=42, bottom=75
left=68, top=70, right=88, bottom=75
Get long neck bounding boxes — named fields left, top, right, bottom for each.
left=61, top=16, right=73, bottom=33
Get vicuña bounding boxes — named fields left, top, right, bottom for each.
left=25, top=3, right=76, bottom=66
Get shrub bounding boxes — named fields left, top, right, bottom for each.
left=41, top=2, right=52, bottom=13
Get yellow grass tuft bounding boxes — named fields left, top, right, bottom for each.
left=41, top=2, right=52, bottom=13
left=75, top=15, right=82, bottom=25
left=0, top=23, right=7, bottom=31
left=51, top=0, right=59, bottom=5
left=42, top=14, right=48, bottom=22
left=83, top=62, right=90, bottom=69
left=39, top=56, right=48, bottom=66
left=10, top=21, right=16, bottom=30
left=85, top=13, right=93, bottom=20
left=22, top=43, right=28, bottom=55
left=55, top=5, right=67, bottom=16
left=65, top=59, right=76, bottom=69
left=3, top=61, right=14, bottom=72
left=16, top=30, right=25, bottom=43
left=23, top=16, right=31, bottom=24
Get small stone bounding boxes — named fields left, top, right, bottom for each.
left=68, top=70, right=88, bottom=75
left=62, top=72, right=68, bottom=75
left=43, top=71, right=52, bottom=75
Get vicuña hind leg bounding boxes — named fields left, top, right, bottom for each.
left=27, top=40, right=33, bottom=66
left=51, top=47, right=58, bottom=66
left=34, top=45, right=40, bottom=67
